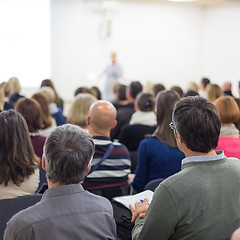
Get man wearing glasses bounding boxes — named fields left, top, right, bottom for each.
left=130, top=96, right=240, bottom=240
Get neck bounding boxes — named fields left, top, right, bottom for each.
left=88, top=127, right=110, bottom=138
left=48, top=181, right=63, bottom=189
left=185, top=149, right=217, bottom=157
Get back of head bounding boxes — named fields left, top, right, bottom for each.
left=207, top=84, right=223, bottom=102
left=187, top=81, right=199, bottom=92
left=40, top=86, right=56, bottom=104
left=8, top=77, right=21, bottom=94
left=152, top=83, right=165, bottom=97
left=91, top=86, right=102, bottom=100
left=0, top=110, right=39, bottom=186
left=201, top=77, right=211, bottom=89
left=136, top=92, right=155, bottom=112
left=88, top=100, right=117, bottom=133
left=32, top=93, right=52, bottom=129
left=74, top=87, right=93, bottom=97
left=117, top=84, right=127, bottom=101
left=129, top=81, right=143, bottom=100
left=15, top=98, right=43, bottom=132
left=43, top=124, right=94, bottom=184
left=173, top=96, right=220, bottom=153
left=153, top=90, right=180, bottom=147
left=214, top=96, right=240, bottom=124
left=170, top=85, right=183, bottom=98
left=67, top=93, right=97, bottom=127
left=183, top=90, right=199, bottom=98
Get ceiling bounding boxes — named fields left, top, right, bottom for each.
left=120, top=0, right=240, bottom=7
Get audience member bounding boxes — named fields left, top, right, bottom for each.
left=0, top=110, right=39, bottom=199
left=0, top=82, right=13, bottom=110
left=119, top=92, right=157, bottom=151
left=15, top=98, right=47, bottom=188
left=32, top=93, right=57, bottom=137
left=215, top=96, right=240, bottom=158
left=207, top=83, right=223, bottom=102
left=67, top=93, right=97, bottom=130
left=199, top=77, right=211, bottom=98
left=170, top=85, right=183, bottom=98
left=111, top=81, right=142, bottom=140
left=131, top=96, right=240, bottom=240
left=112, top=84, right=128, bottom=109
left=74, top=86, right=93, bottom=97
left=91, top=86, right=102, bottom=100
left=187, top=81, right=199, bottom=92
left=222, top=81, right=234, bottom=97
left=8, top=77, right=24, bottom=106
left=83, top=100, right=131, bottom=200
left=40, top=79, right=64, bottom=109
left=183, top=89, right=199, bottom=97
left=131, top=90, right=184, bottom=192
left=4, top=124, right=116, bottom=240
left=152, top=83, right=165, bottom=97
left=40, top=86, right=66, bottom=126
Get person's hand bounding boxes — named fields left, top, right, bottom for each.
left=129, top=198, right=149, bottom=222
left=128, top=174, right=135, bottom=184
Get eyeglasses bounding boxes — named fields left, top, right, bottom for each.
left=169, top=122, right=176, bottom=130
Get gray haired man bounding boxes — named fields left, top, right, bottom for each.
left=4, top=124, right=116, bottom=240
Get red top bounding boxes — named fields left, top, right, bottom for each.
left=216, top=136, right=240, bottom=159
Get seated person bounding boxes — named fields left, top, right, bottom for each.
left=131, top=96, right=240, bottom=240
left=0, top=110, right=39, bottom=199
left=4, top=124, right=116, bottom=240
left=131, top=91, right=184, bottom=192
left=83, top=100, right=131, bottom=200
left=215, top=96, right=240, bottom=159
left=119, top=92, right=157, bottom=151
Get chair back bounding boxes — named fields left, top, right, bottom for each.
left=0, top=194, right=42, bottom=239
left=144, top=178, right=165, bottom=191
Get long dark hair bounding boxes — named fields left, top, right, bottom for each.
left=153, top=90, right=180, bottom=148
left=0, top=110, right=39, bottom=186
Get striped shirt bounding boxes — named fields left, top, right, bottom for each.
left=83, top=136, right=131, bottom=189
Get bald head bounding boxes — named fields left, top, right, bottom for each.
left=87, top=100, right=117, bottom=136
left=232, top=228, right=240, bottom=240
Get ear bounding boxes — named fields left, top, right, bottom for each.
left=85, top=163, right=92, bottom=176
left=176, top=131, right=183, bottom=143
left=42, top=156, right=46, bottom=170
left=111, top=120, right=117, bottom=130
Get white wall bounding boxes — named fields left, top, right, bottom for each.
left=51, top=0, right=204, bottom=101
left=203, top=3, right=240, bottom=96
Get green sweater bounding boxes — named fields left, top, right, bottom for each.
left=132, top=157, right=240, bottom=240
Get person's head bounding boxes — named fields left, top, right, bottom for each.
left=15, top=98, right=43, bottom=133
left=116, top=84, right=127, bottom=102
left=0, top=81, right=11, bottom=97
left=87, top=100, right=117, bottom=136
left=172, top=96, right=220, bottom=153
left=32, top=93, right=53, bottom=129
left=207, top=84, right=223, bottom=102
left=67, top=93, right=97, bottom=128
left=0, top=110, right=39, bottom=186
left=91, top=86, right=102, bottom=100
left=153, top=90, right=180, bottom=148
left=170, top=86, right=183, bottom=98
left=187, top=81, right=199, bottom=92
left=39, top=86, right=56, bottom=104
left=8, top=77, right=21, bottom=94
left=40, top=79, right=62, bottom=108
left=183, top=90, right=199, bottom=98
left=111, top=51, right=117, bottom=64
left=43, top=124, right=94, bottom=185
left=201, top=77, right=210, bottom=90
left=127, top=81, right=143, bottom=101
left=152, top=83, right=165, bottom=97
left=135, top=92, right=155, bottom=112
left=214, top=96, right=240, bottom=124
left=74, top=87, right=93, bottom=97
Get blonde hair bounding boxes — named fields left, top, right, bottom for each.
left=8, top=77, right=21, bottom=94
left=67, top=93, right=97, bottom=127
left=207, top=84, right=223, bottom=102
left=187, top=81, right=199, bottom=92
left=39, top=86, right=56, bottom=104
